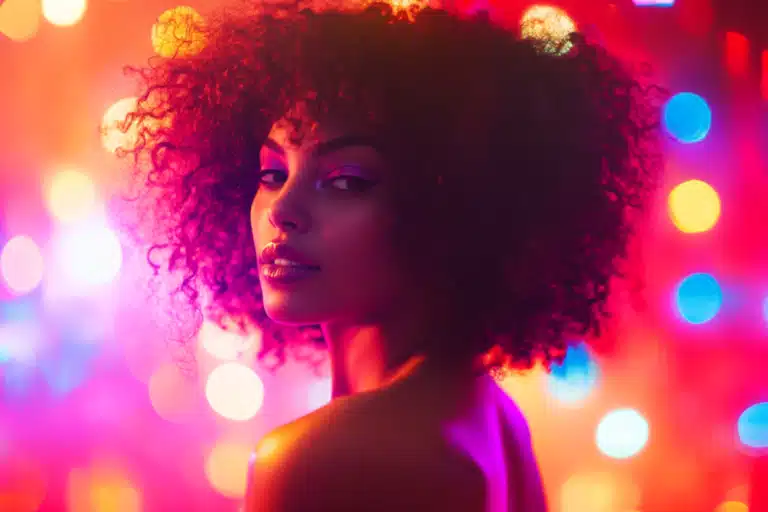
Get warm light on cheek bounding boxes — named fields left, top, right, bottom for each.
left=249, top=194, right=271, bottom=228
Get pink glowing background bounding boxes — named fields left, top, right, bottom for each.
left=0, top=0, right=767, bottom=510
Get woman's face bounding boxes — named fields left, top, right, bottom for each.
left=251, top=117, right=405, bottom=326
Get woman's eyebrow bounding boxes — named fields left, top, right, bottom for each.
left=260, top=135, right=379, bottom=157
left=313, top=135, right=380, bottom=157
left=261, top=138, right=285, bottom=155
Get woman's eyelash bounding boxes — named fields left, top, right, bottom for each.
left=321, top=175, right=377, bottom=192
left=257, top=169, right=287, bottom=187
left=255, top=167, right=378, bottom=193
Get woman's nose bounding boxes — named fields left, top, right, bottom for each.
left=266, top=190, right=311, bottom=234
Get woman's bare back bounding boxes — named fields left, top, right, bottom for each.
left=247, top=363, right=548, bottom=511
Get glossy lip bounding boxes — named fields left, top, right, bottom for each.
left=259, top=242, right=320, bottom=269
left=260, top=264, right=321, bottom=286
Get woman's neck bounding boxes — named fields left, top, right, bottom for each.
left=322, top=321, right=427, bottom=398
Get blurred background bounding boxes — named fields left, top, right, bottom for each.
left=1, top=0, right=767, bottom=510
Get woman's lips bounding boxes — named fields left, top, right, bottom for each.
left=259, top=242, right=319, bottom=268
left=260, top=263, right=321, bottom=285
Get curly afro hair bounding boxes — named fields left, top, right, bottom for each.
left=118, top=0, right=664, bottom=373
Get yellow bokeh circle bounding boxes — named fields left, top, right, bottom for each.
left=668, top=179, right=721, bottom=233
left=520, top=4, right=577, bottom=56
left=45, top=168, right=98, bottom=224
left=151, top=6, right=207, bottom=58
left=205, top=441, right=253, bottom=498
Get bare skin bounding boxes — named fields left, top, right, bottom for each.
left=246, top=112, right=548, bottom=511
left=245, top=357, right=547, bottom=511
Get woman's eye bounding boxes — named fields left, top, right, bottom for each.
left=326, top=176, right=373, bottom=192
left=257, top=169, right=287, bottom=189
left=321, top=169, right=377, bottom=193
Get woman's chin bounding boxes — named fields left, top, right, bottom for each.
left=263, top=296, right=328, bottom=326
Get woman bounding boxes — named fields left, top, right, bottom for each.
left=122, top=1, right=663, bottom=510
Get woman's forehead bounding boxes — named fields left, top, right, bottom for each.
left=265, top=115, right=371, bottom=152
left=265, top=99, right=375, bottom=148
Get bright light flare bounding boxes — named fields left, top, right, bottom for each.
left=100, top=97, right=139, bottom=154
left=595, top=408, right=649, bottom=459
left=198, top=320, right=260, bottom=361
left=520, top=5, right=577, bottom=56
left=1, top=236, right=44, bottom=295
left=42, top=0, right=86, bottom=27
left=53, top=221, right=122, bottom=290
left=45, top=168, right=98, bottom=224
left=205, top=362, right=264, bottom=421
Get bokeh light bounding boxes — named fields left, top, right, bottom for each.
left=520, top=5, right=576, bottom=56
left=1, top=235, right=44, bottom=295
left=198, top=319, right=259, bottom=361
left=307, top=377, right=332, bottom=410
left=596, top=408, right=649, bottom=459
left=668, top=179, right=721, bottom=233
left=675, top=272, right=722, bottom=324
left=0, top=0, right=42, bottom=42
left=762, top=295, right=768, bottom=325
left=205, top=362, right=264, bottom=421
left=0, top=0, right=767, bottom=509
left=560, top=471, right=641, bottom=512
left=0, top=296, right=37, bottom=323
left=714, top=501, right=749, bottom=512
left=361, top=0, right=428, bottom=15
left=41, top=0, right=87, bottom=27
left=382, top=0, right=429, bottom=12
left=663, top=92, right=712, bottom=143
left=0, top=321, right=40, bottom=365
left=44, top=168, right=98, bottom=224
left=547, top=342, right=600, bottom=406
left=204, top=440, right=252, bottom=498
left=151, top=6, right=207, bottom=59
left=39, top=340, right=97, bottom=396
left=737, top=402, right=768, bottom=449
left=66, top=465, right=141, bottom=512
left=149, top=362, right=200, bottom=423
left=633, top=0, right=675, bottom=5
left=100, top=97, right=139, bottom=154
left=53, top=221, right=123, bottom=290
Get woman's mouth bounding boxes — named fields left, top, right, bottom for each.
left=260, top=259, right=321, bottom=285
left=259, top=243, right=321, bottom=285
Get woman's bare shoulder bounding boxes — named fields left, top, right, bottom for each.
left=245, top=390, right=487, bottom=511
